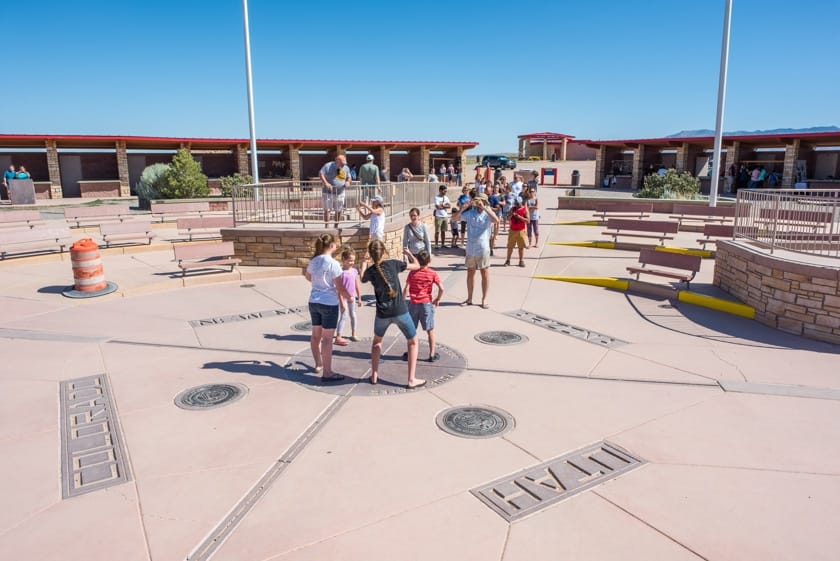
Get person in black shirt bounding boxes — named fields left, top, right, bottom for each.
left=361, top=240, right=425, bottom=388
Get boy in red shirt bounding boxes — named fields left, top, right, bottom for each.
left=402, top=250, right=445, bottom=362
left=504, top=192, right=530, bottom=267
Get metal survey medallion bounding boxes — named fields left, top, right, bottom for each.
left=475, top=330, right=527, bottom=346
left=292, top=320, right=312, bottom=331
left=436, top=406, right=514, bottom=439
left=175, top=383, right=248, bottom=410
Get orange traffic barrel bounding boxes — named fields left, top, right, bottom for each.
left=69, top=238, right=107, bottom=292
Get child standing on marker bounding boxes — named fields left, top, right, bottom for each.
left=334, top=246, right=362, bottom=346
left=402, top=250, right=444, bottom=362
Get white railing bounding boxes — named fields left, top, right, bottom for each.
left=734, top=188, right=840, bottom=258
left=231, top=180, right=441, bottom=227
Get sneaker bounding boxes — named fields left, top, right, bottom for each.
left=490, top=249, right=494, bottom=256
left=402, top=352, right=408, bottom=361
left=428, top=352, right=440, bottom=362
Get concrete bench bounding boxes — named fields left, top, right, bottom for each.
left=669, top=203, right=735, bottom=227
left=176, top=216, right=234, bottom=241
left=626, top=248, right=702, bottom=289
left=100, top=221, right=155, bottom=247
left=173, top=241, right=241, bottom=277
left=593, top=202, right=653, bottom=220
left=150, top=201, right=229, bottom=223
left=696, top=223, right=735, bottom=249
left=602, top=218, right=679, bottom=245
left=0, top=210, right=45, bottom=229
left=64, top=204, right=134, bottom=228
left=0, top=225, right=73, bottom=259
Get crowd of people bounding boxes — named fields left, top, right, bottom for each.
left=1, top=164, right=32, bottom=200
left=305, top=167, right=541, bottom=389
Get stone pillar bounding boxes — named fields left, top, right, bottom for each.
left=115, top=140, right=130, bottom=196
left=782, top=139, right=800, bottom=189
left=631, top=147, right=645, bottom=189
left=45, top=139, right=63, bottom=199
left=724, top=141, right=739, bottom=183
left=378, top=146, right=391, bottom=181
left=235, top=144, right=250, bottom=175
left=675, top=142, right=689, bottom=172
left=418, top=146, right=430, bottom=175
left=287, top=145, right=300, bottom=181
left=518, top=139, right=526, bottom=159
left=542, top=140, right=548, bottom=160
left=561, top=138, right=568, bottom=161
left=594, top=146, right=606, bottom=188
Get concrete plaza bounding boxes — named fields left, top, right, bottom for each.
left=1, top=196, right=839, bottom=560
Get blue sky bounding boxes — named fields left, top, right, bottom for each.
left=3, top=0, right=838, bottom=153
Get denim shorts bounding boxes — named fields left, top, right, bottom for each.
left=309, top=302, right=339, bottom=330
left=373, top=311, right=417, bottom=339
left=408, top=302, right=435, bottom=331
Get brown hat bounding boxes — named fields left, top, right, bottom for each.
left=476, top=193, right=489, bottom=202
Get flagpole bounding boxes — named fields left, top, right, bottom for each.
left=242, top=0, right=260, bottom=200
left=709, top=0, right=733, bottom=207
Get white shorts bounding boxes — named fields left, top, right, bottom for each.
left=322, top=191, right=346, bottom=213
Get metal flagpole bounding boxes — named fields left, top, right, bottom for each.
left=709, top=0, right=733, bottom=207
left=242, top=0, right=260, bottom=201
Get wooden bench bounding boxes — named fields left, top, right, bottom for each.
left=0, top=226, right=74, bottom=259
left=756, top=208, right=833, bottom=231
left=176, top=216, right=234, bottom=241
left=64, top=204, right=134, bottom=228
left=669, top=203, right=735, bottom=227
left=100, top=221, right=155, bottom=247
left=696, top=223, right=734, bottom=249
left=150, top=201, right=230, bottom=223
left=173, top=241, right=241, bottom=277
left=593, top=202, right=653, bottom=220
left=602, top=218, right=680, bottom=245
left=626, top=248, right=702, bottom=288
left=0, top=210, right=45, bottom=229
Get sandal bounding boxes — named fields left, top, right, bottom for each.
left=428, top=352, right=440, bottom=362
left=460, top=300, right=473, bottom=307
left=407, top=379, right=427, bottom=389
left=334, top=338, right=349, bottom=346
left=320, top=373, right=345, bottom=382
left=480, top=303, right=489, bottom=309
left=518, top=261, right=526, bottom=267
left=348, top=335, right=359, bottom=342
left=503, top=261, right=510, bottom=266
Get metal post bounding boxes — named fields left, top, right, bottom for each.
left=242, top=0, right=260, bottom=201
left=709, top=0, right=732, bottom=208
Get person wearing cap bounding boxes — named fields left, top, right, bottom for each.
left=504, top=191, right=530, bottom=267
left=359, top=154, right=380, bottom=201
left=432, top=184, right=450, bottom=249
left=319, top=154, right=351, bottom=229
left=452, top=192, right=499, bottom=309
left=357, top=195, right=386, bottom=241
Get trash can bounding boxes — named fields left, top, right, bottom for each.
left=571, top=170, right=580, bottom=186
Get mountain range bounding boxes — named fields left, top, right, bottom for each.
left=667, top=126, right=839, bottom=138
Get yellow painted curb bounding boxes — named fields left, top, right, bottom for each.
left=552, top=220, right=601, bottom=226
left=534, top=276, right=630, bottom=291
left=654, top=246, right=714, bottom=259
left=549, top=241, right=616, bottom=249
left=677, top=291, right=755, bottom=318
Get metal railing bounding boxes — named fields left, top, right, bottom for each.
left=231, top=180, right=442, bottom=227
left=734, top=188, right=840, bottom=258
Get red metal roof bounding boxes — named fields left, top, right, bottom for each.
left=574, top=130, right=840, bottom=147
left=518, top=132, right=576, bottom=140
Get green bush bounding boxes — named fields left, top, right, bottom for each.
left=218, top=173, right=254, bottom=197
left=159, top=148, right=209, bottom=199
left=635, top=169, right=700, bottom=199
left=135, top=163, right=170, bottom=202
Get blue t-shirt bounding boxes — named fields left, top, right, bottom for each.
left=320, top=162, right=351, bottom=193
left=462, top=208, right=493, bottom=256
left=3, top=170, right=15, bottom=183
left=307, top=254, right=342, bottom=306
left=488, top=194, right=501, bottom=209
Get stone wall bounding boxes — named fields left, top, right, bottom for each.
left=222, top=213, right=435, bottom=269
left=714, top=240, right=840, bottom=344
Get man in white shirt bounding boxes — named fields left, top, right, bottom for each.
left=432, top=184, right=451, bottom=249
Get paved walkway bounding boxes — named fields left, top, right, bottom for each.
left=1, top=194, right=839, bottom=560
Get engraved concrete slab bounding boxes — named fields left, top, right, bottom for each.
left=436, top=406, right=515, bottom=439
left=282, top=336, right=467, bottom=396
left=292, top=320, right=312, bottom=332
left=60, top=375, right=132, bottom=498
left=174, top=383, right=249, bottom=410
left=471, top=441, right=644, bottom=521
left=475, top=331, right=528, bottom=346
left=506, top=310, right=628, bottom=348
left=189, top=306, right=306, bottom=327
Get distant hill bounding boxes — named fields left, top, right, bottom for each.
left=667, top=126, right=840, bottom=138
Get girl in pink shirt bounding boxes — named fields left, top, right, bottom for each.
left=334, top=246, right=362, bottom=346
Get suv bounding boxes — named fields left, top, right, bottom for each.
left=481, top=155, right=517, bottom=170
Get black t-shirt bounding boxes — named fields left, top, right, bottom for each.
left=362, top=259, right=407, bottom=318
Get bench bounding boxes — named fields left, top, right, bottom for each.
left=100, top=221, right=155, bottom=247
left=593, top=202, right=653, bottom=220
left=669, top=203, right=735, bottom=227
left=176, top=216, right=234, bottom=241
left=696, top=223, right=735, bottom=249
left=64, top=204, right=134, bottom=228
left=626, top=248, right=702, bottom=288
left=0, top=210, right=45, bottom=229
left=602, top=218, right=680, bottom=245
left=151, top=201, right=230, bottom=223
left=173, top=241, right=241, bottom=277
left=756, top=208, right=833, bottom=231
left=0, top=226, right=74, bottom=259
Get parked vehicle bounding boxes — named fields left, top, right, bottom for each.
left=480, top=155, right=517, bottom=170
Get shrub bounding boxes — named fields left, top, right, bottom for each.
left=135, top=163, right=170, bottom=202
left=218, top=173, right=254, bottom=197
left=159, top=148, right=209, bottom=199
left=635, top=169, right=700, bottom=199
